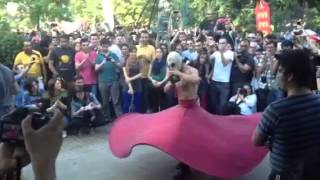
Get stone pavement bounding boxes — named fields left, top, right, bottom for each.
left=23, top=124, right=270, bottom=180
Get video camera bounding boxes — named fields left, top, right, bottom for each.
left=0, top=108, right=50, bottom=146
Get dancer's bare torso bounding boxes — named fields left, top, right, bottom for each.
left=171, top=65, right=199, bottom=101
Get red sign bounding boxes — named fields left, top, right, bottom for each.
left=255, top=0, right=271, bottom=35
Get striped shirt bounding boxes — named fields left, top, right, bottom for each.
left=257, top=93, right=320, bottom=172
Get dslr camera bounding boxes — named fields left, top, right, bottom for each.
left=0, top=108, right=50, bottom=145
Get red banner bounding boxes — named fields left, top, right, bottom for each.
left=255, top=0, right=271, bottom=35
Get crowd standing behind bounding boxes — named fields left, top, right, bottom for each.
left=1, top=10, right=320, bottom=180
left=1, top=14, right=320, bottom=135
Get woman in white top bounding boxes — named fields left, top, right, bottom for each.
left=229, top=84, right=257, bottom=115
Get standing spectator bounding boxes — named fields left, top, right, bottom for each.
left=230, top=39, right=255, bottom=95
left=224, top=23, right=237, bottom=50
left=13, top=40, right=46, bottom=89
left=136, top=30, right=156, bottom=112
left=199, top=9, right=216, bottom=33
left=255, top=41, right=282, bottom=111
left=160, top=43, right=169, bottom=60
left=181, top=39, right=199, bottom=62
left=148, top=48, right=167, bottom=112
left=90, top=33, right=100, bottom=52
left=95, top=38, right=123, bottom=120
left=191, top=48, right=212, bottom=110
left=209, top=37, right=234, bottom=114
left=48, top=34, right=76, bottom=89
left=75, top=38, right=97, bottom=96
left=136, top=30, right=156, bottom=61
left=121, top=44, right=130, bottom=64
left=109, top=33, right=124, bottom=64
left=253, top=50, right=320, bottom=180
left=122, top=47, right=144, bottom=113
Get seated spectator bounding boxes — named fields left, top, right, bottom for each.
left=229, top=84, right=257, bottom=115
left=46, top=77, right=71, bottom=131
left=16, top=78, right=45, bottom=110
left=122, top=47, right=144, bottom=113
left=70, top=86, right=105, bottom=134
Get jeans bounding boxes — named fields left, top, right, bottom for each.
left=209, top=81, right=230, bottom=114
left=141, top=78, right=151, bottom=113
left=256, top=88, right=284, bottom=112
left=149, top=86, right=166, bottom=112
left=98, top=81, right=122, bottom=119
left=122, top=91, right=144, bottom=113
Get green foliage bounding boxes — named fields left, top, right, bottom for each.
left=0, top=30, right=23, bottom=66
left=1, top=0, right=320, bottom=32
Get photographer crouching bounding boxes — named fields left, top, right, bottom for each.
left=1, top=62, right=63, bottom=180
left=229, top=84, right=257, bottom=115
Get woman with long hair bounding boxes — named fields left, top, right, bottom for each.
left=148, top=48, right=167, bottom=112
left=122, top=47, right=144, bottom=113
left=46, top=77, right=71, bottom=133
left=192, top=48, right=212, bottom=110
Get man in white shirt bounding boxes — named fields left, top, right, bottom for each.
left=209, top=37, right=234, bottom=114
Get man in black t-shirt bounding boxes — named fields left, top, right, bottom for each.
left=48, top=34, right=76, bottom=82
left=230, top=39, right=255, bottom=95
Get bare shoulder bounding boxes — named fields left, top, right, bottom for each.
left=186, top=65, right=199, bottom=75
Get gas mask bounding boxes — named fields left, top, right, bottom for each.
left=167, top=52, right=182, bottom=71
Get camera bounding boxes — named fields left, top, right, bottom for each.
left=236, top=50, right=242, bottom=58
left=170, top=75, right=180, bottom=83
left=239, top=88, right=248, bottom=96
left=261, top=76, right=267, bottom=83
left=0, top=108, right=50, bottom=145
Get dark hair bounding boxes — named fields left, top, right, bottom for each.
left=105, top=32, right=115, bottom=38
left=47, top=77, right=65, bottom=98
left=277, top=49, right=314, bottom=88
left=140, top=30, right=149, bottom=35
left=218, top=36, right=227, bottom=42
left=24, top=78, right=38, bottom=94
left=266, top=40, right=277, bottom=49
left=129, top=46, right=137, bottom=53
left=60, top=34, right=69, bottom=41
left=100, top=38, right=110, bottom=46
left=80, top=38, right=89, bottom=44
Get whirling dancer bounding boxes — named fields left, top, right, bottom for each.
left=109, top=52, right=267, bottom=179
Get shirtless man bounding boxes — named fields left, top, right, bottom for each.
left=155, top=51, right=200, bottom=100
left=155, top=52, right=200, bottom=180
